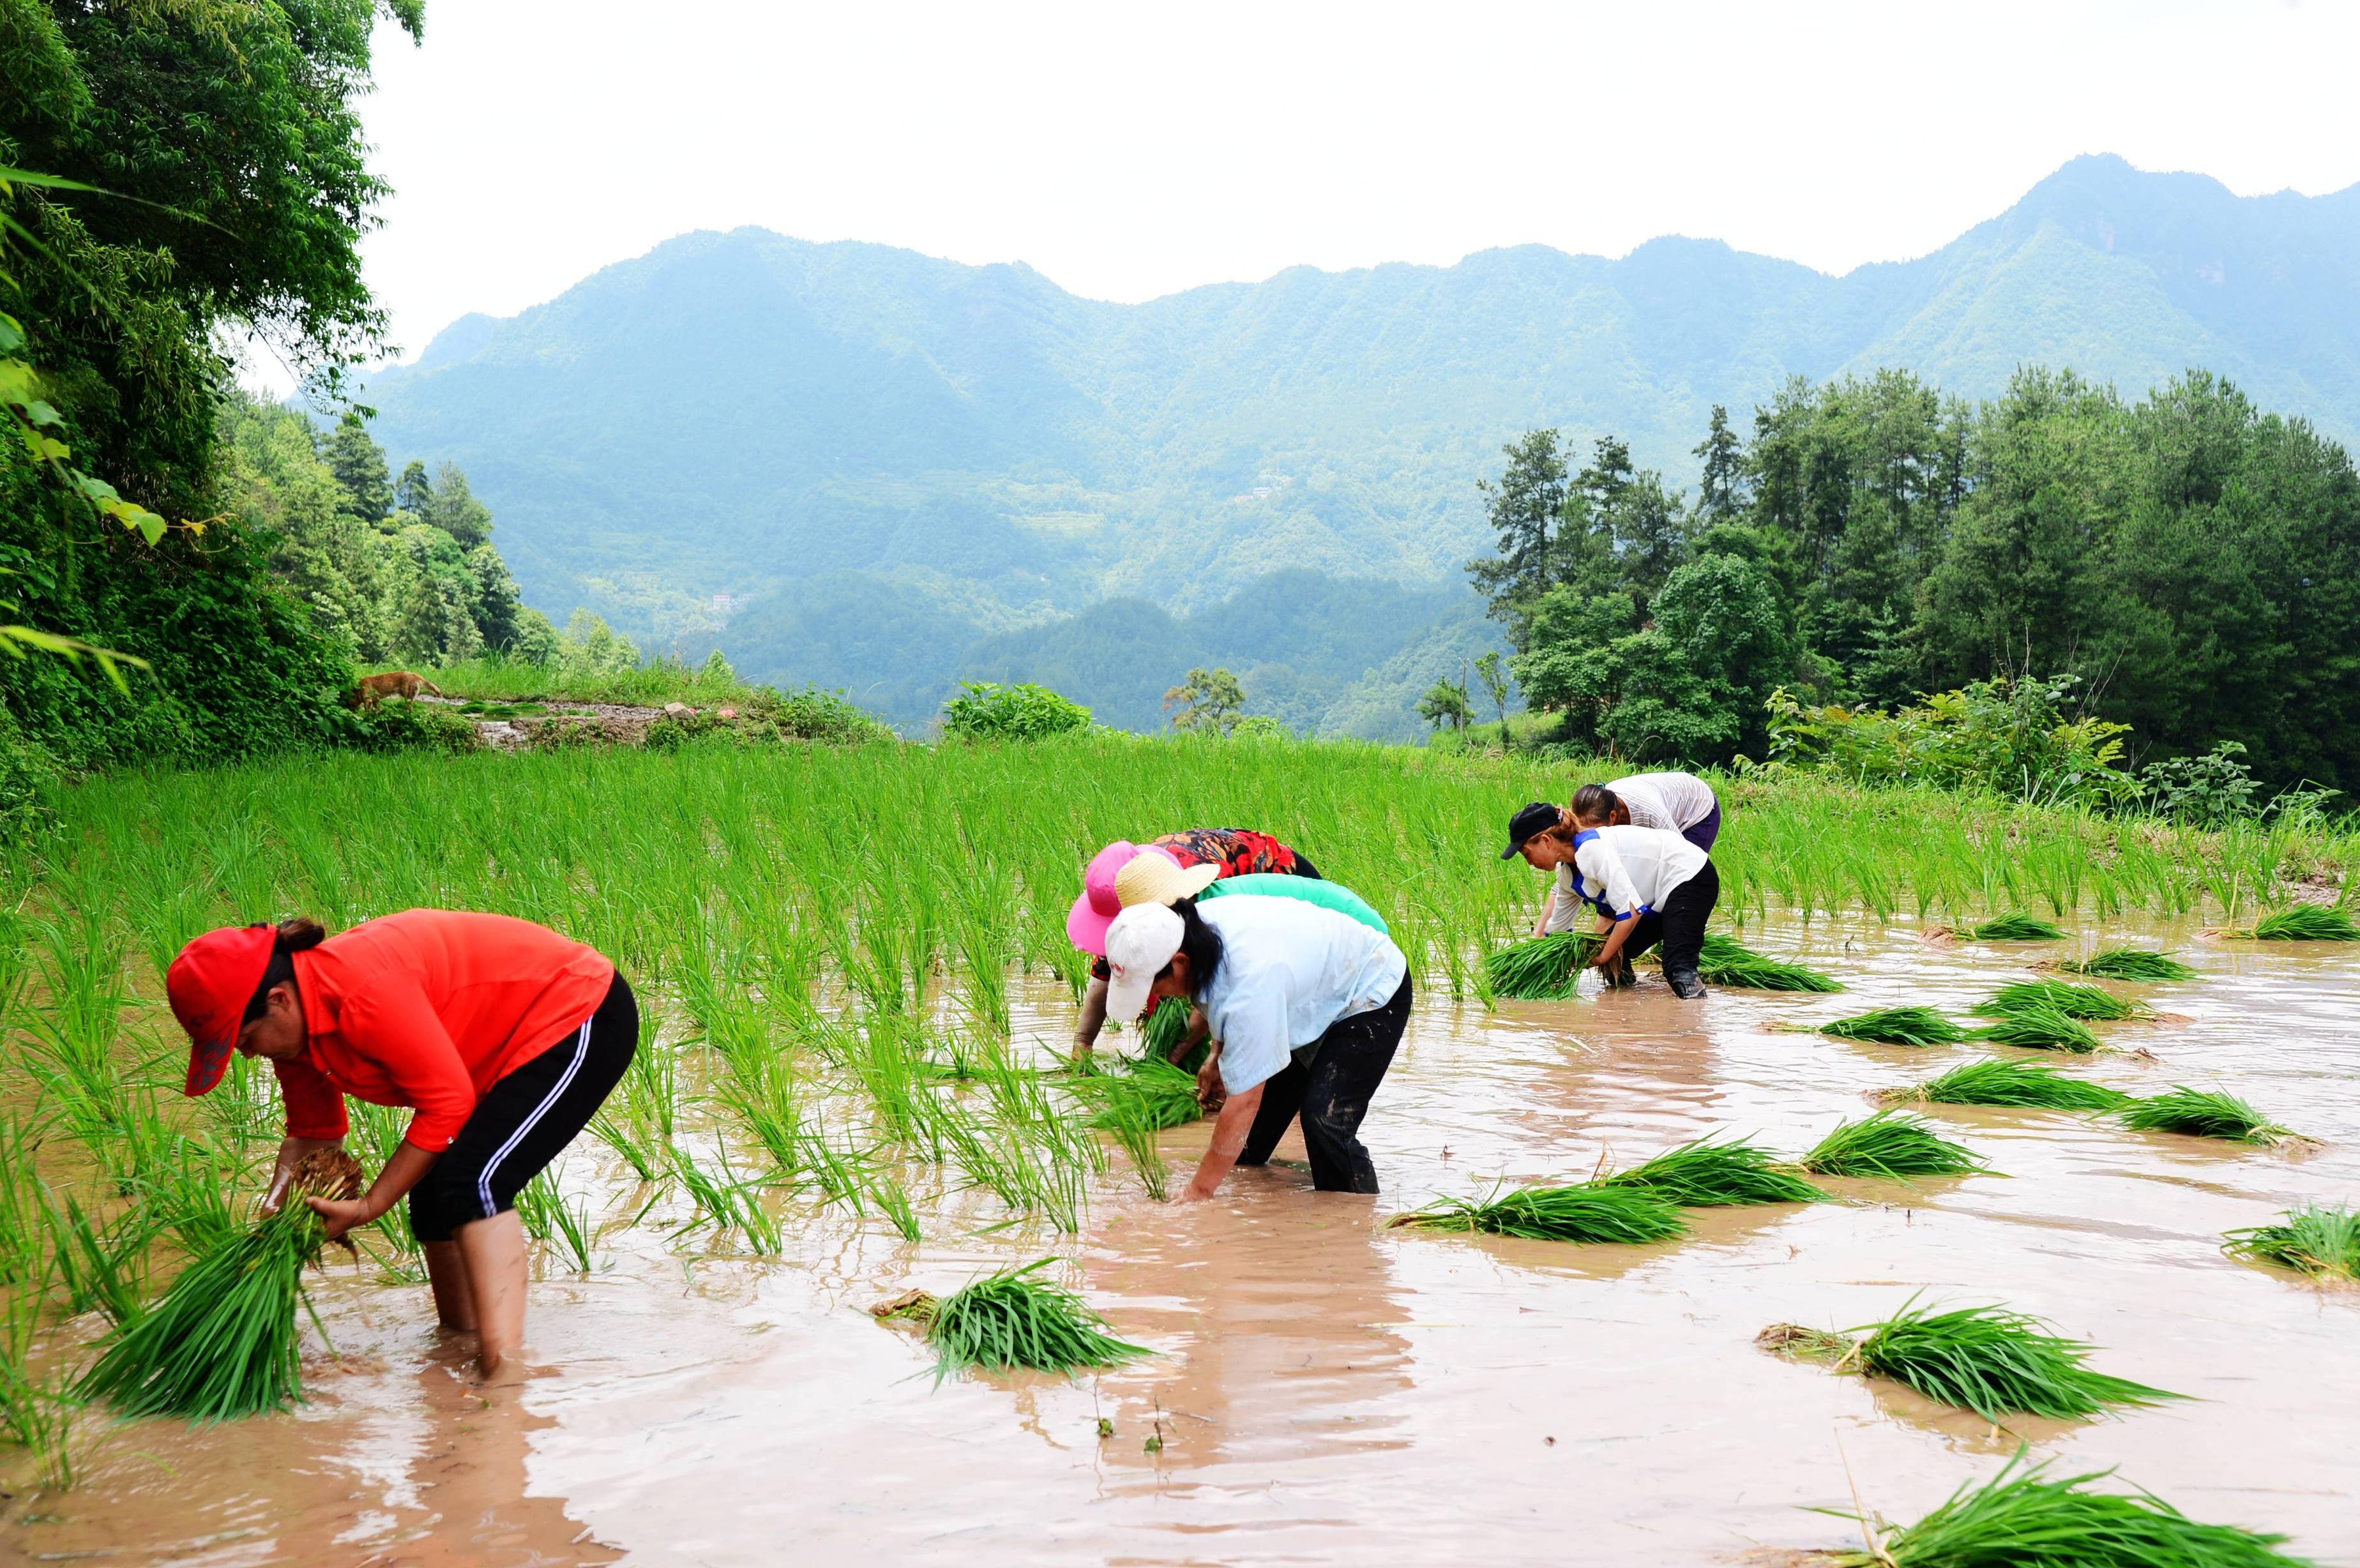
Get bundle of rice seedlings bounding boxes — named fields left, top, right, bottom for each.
left=1970, top=1002, right=2103, bottom=1054
left=1974, top=981, right=2153, bottom=1022
left=2245, top=905, right=2360, bottom=942
left=1966, top=913, right=2068, bottom=941
left=1481, top=931, right=1607, bottom=1000
left=1798, top=1110, right=1988, bottom=1179
left=2223, top=1203, right=2360, bottom=1283
left=1695, top=932, right=1844, bottom=993
left=2118, top=1087, right=2301, bottom=1146
left=1139, top=995, right=1193, bottom=1060
left=80, top=1147, right=363, bottom=1421
left=1388, top=1182, right=1688, bottom=1243
left=1819, top=1446, right=2313, bottom=1567
left=1762, top=1298, right=2182, bottom=1422
left=1885, top=1059, right=2133, bottom=1111
left=1819, top=1006, right=1968, bottom=1047
left=1084, top=1057, right=1205, bottom=1133
left=870, top=1258, right=1150, bottom=1383
left=1597, top=1135, right=1829, bottom=1206
left=2055, top=947, right=2200, bottom=982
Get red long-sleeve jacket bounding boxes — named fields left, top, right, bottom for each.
left=274, top=910, right=615, bottom=1152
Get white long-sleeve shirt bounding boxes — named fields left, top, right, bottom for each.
left=1608, top=771, right=1719, bottom=834
left=1547, top=824, right=1709, bottom=930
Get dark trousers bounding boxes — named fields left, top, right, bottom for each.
left=1682, top=803, right=1723, bottom=853
left=1236, top=971, right=1411, bottom=1193
left=1626, top=861, right=1720, bottom=980
left=410, top=971, right=639, bottom=1242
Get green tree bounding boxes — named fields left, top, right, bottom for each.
left=1163, top=666, right=1245, bottom=735
left=394, top=458, right=433, bottom=520
left=1416, top=672, right=1471, bottom=734
left=1693, top=404, right=1744, bottom=522
left=1473, top=650, right=1512, bottom=734
left=1465, top=428, right=1569, bottom=645
left=423, top=461, right=492, bottom=548
left=322, top=411, right=392, bottom=522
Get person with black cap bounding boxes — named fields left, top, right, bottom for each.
left=1500, top=795, right=1720, bottom=999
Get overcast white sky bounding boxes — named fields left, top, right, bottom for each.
left=324, top=0, right=2360, bottom=379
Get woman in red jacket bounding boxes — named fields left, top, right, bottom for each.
left=168, top=910, right=637, bottom=1380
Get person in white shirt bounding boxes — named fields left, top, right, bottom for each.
left=1599, top=772, right=1721, bottom=851
left=1500, top=796, right=1721, bottom=999
left=1101, top=894, right=1411, bottom=1199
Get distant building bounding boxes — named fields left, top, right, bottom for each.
left=711, top=592, right=734, bottom=616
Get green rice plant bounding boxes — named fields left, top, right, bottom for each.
left=2056, top=947, right=2200, bottom=982
left=868, top=1175, right=921, bottom=1242
left=1695, top=932, right=1843, bottom=992
left=1140, top=995, right=1193, bottom=1062
left=1798, top=1110, right=1988, bottom=1179
left=1819, top=1006, right=1967, bottom=1046
left=1084, top=1057, right=1206, bottom=1135
left=794, top=1116, right=874, bottom=1215
left=873, top=1258, right=1150, bottom=1383
left=1970, top=1002, right=2103, bottom=1054
left=1966, top=912, right=2068, bottom=940
left=1887, top=1059, right=2133, bottom=1111
left=78, top=1148, right=363, bottom=1422
left=670, top=1148, right=781, bottom=1255
left=1820, top=1445, right=2314, bottom=1567
left=2223, top=1204, right=2360, bottom=1283
left=1388, top=1182, right=1688, bottom=1243
left=1598, top=1135, right=1829, bottom=1206
left=1762, top=1298, right=2182, bottom=1422
left=0, top=1118, right=47, bottom=1288
left=2118, top=1087, right=2300, bottom=1146
left=513, top=1169, right=596, bottom=1273
left=43, top=1195, right=148, bottom=1325
left=1975, top=981, right=2153, bottom=1022
left=2244, top=905, right=2360, bottom=942
left=713, top=1053, right=806, bottom=1176
left=1481, top=931, right=1604, bottom=1000
left=0, top=1274, right=80, bottom=1491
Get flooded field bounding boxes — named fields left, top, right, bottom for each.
left=7, top=915, right=2356, bottom=1567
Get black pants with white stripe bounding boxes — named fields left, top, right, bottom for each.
left=409, top=971, right=639, bottom=1242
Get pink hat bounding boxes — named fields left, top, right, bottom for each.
left=1066, top=841, right=1188, bottom=954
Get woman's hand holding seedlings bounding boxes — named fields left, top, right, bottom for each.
left=260, top=1135, right=347, bottom=1216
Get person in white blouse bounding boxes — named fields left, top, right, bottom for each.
left=1599, top=772, right=1722, bottom=851
left=1501, top=794, right=1721, bottom=999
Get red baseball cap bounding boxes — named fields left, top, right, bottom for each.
left=166, top=924, right=276, bottom=1096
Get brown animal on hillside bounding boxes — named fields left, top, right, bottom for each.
left=353, top=671, right=444, bottom=707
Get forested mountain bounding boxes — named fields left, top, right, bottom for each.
left=354, top=154, right=2360, bottom=735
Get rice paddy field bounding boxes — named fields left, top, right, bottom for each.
left=3, top=735, right=2359, bottom=1565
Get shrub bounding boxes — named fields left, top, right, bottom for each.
left=1764, top=674, right=2139, bottom=808
left=941, top=681, right=1092, bottom=742
left=338, top=698, right=479, bottom=757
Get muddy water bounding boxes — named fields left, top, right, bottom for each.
left=9, top=917, right=2358, bottom=1565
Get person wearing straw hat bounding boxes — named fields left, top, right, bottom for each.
left=165, top=910, right=638, bottom=1380
left=1066, top=829, right=1322, bottom=1060
left=1499, top=795, right=1720, bottom=999
left=1102, top=889, right=1411, bottom=1198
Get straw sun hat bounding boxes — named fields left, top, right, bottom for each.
left=1065, top=843, right=1222, bottom=956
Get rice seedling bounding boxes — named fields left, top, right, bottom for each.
left=1975, top=981, right=2153, bottom=1022
left=2055, top=947, right=2200, bottom=982
left=1084, top=1057, right=1206, bottom=1135
left=0, top=1118, right=48, bottom=1288
left=2118, top=1087, right=2300, bottom=1146
left=1965, top=912, right=2068, bottom=940
left=1597, top=1135, right=1829, bottom=1206
left=1695, top=932, right=1844, bottom=992
left=1140, top=995, right=1193, bottom=1062
left=0, top=1276, right=80, bottom=1491
left=1798, top=1111, right=1988, bottom=1179
left=1885, top=1059, right=2133, bottom=1111
left=79, top=1147, right=365, bottom=1422
left=1388, top=1182, right=1689, bottom=1243
left=1819, top=1445, right=2314, bottom=1567
left=871, top=1258, right=1150, bottom=1383
left=1818, top=1006, right=1968, bottom=1046
left=2244, top=905, right=2360, bottom=942
left=2223, top=1204, right=2360, bottom=1283
left=43, top=1195, right=149, bottom=1325
left=670, top=1148, right=782, bottom=1255
left=868, top=1175, right=922, bottom=1242
left=1970, top=1002, right=2104, bottom=1054
left=515, top=1169, right=597, bottom=1274
left=1480, top=931, right=1605, bottom=1000
left=1761, top=1297, right=2182, bottom=1421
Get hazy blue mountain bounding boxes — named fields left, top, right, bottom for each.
left=352, top=155, right=2360, bottom=732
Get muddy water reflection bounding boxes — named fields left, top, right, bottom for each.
left=10, top=917, right=2358, bottom=1565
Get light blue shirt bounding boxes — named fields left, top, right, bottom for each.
left=1197, top=896, right=1409, bottom=1096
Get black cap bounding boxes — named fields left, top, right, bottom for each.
left=1501, top=800, right=1562, bottom=859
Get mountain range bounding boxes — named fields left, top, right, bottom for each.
left=352, top=153, right=2360, bottom=735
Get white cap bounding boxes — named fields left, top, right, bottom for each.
left=1103, top=903, right=1184, bottom=1023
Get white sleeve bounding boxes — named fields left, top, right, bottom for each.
left=1578, top=839, right=1644, bottom=921
left=1544, top=863, right=1584, bottom=933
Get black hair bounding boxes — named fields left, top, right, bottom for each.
left=241, top=917, right=328, bottom=1025
left=1159, top=896, right=1225, bottom=999
left=1570, top=784, right=1623, bottom=825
